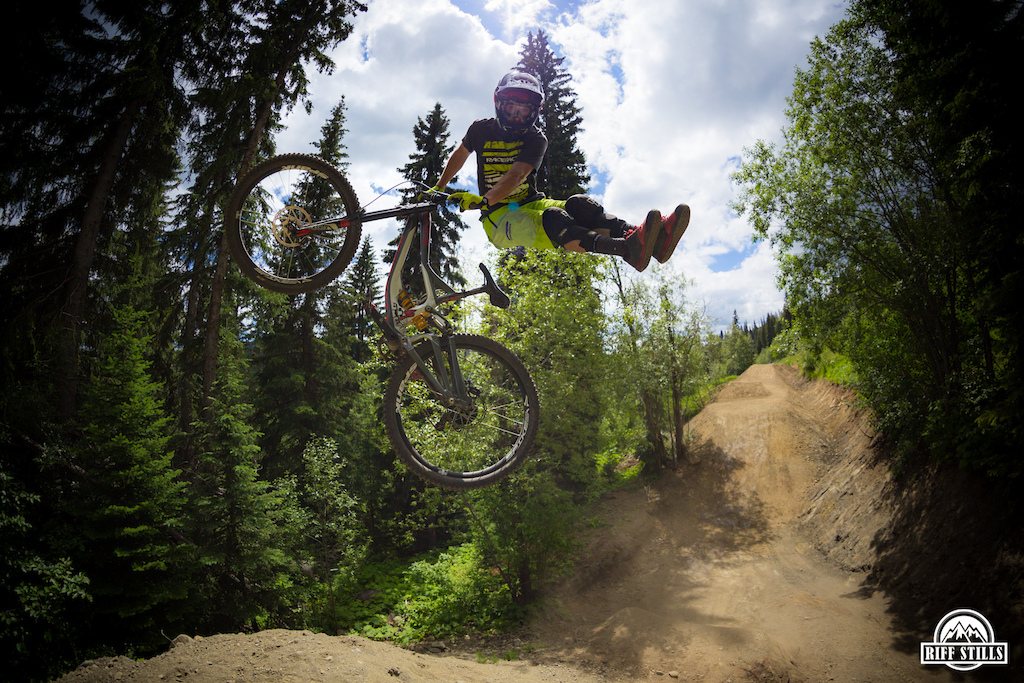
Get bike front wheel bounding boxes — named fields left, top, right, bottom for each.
left=225, top=154, right=361, bottom=294
left=384, top=334, right=540, bottom=490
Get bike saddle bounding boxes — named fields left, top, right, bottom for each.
left=479, top=264, right=511, bottom=309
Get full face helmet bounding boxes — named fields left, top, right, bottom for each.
left=494, top=71, right=544, bottom=131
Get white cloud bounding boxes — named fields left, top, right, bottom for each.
left=275, top=0, right=848, bottom=330
left=546, top=0, right=847, bottom=328
left=484, top=0, right=558, bottom=40
left=277, top=0, right=521, bottom=256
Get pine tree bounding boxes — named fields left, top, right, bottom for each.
left=247, top=97, right=367, bottom=479
left=179, top=0, right=367, bottom=426
left=68, top=305, right=189, bottom=648
left=314, top=97, right=352, bottom=170
left=186, top=332, right=297, bottom=633
left=3, top=2, right=204, bottom=418
left=387, top=103, right=467, bottom=288
left=341, top=237, right=381, bottom=362
left=516, top=31, right=590, bottom=197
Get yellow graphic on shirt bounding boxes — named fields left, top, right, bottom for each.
left=481, top=140, right=532, bottom=204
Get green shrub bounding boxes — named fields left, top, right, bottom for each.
left=321, top=543, right=521, bottom=644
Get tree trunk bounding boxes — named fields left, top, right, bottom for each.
left=180, top=265, right=200, bottom=431
left=59, top=99, right=142, bottom=418
left=610, top=264, right=666, bottom=471
left=668, top=325, right=685, bottom=465
left=200, top=51, right=301, bottom=417
left=671, top=375, right=684, bottom=464
left=177, top=259, right=204, bottom=471
left=640, top=390, right=667, bottom=472
left=240, top=46, right=301, bottom=172
left=201, top=227, right=231, bottom=418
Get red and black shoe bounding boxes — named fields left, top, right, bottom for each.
left=653, top=204, right=690, bottom=263
left=651, top=204, right=689, bottom=264
left=624, top=210, right=662, bottom=272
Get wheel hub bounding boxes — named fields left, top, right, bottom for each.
left=435, top=400, right=478, bottom=431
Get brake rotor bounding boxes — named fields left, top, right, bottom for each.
left=271, top=205, right=313, bottom=247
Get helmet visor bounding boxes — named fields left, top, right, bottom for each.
left=496, top=88, right=542, bottom=127
left=500, top=88, right=543, bottom=107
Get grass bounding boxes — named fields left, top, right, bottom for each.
left=772, top=346, right=858, bottom=389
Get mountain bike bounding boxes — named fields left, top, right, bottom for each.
left=224, top=153, right=539, bottom=489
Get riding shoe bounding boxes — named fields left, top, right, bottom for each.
left=624, top=210, right=662, bottom=272
left=653, top=204, right=690, bottom=263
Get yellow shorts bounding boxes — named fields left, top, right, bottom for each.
left=481, top=198, right=566, bottom=250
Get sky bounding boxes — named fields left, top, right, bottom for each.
left=275, top=0, right=849, bottom=331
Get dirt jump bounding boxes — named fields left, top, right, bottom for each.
left=56, top=364, right=1021, bottom=683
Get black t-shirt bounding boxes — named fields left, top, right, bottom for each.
left=461, top=118, right=547, bottom=205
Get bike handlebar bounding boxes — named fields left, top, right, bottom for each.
left=421, top=187, right=486, bottom=211
left=422, top=189, right=452, bottom=205
left=355, top=187, right=484, bottom=226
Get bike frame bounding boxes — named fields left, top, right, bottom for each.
left=359, top=200, right=510, bottom=411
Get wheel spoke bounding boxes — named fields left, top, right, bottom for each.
left=386, top=336, right=538, bottom=488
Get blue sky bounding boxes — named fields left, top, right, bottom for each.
left=276, top=0, right=849, bottom=331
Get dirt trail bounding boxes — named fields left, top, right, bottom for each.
left=529, top=363, right=956, bottom=682
left=57, top=365, right=978, bottom=683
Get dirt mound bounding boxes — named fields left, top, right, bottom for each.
left=56, top=629, right=604, bottom=683
left=55, top=364, right=1020, bottom=683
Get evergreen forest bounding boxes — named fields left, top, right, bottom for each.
left=2, top=1, right=1021, bottom=681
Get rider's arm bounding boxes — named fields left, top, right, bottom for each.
left=484, top=161, right=534, bottom=206
left=437, top=144, right=471, bottom=189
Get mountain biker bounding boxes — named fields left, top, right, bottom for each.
left=431, top=71, right=689, bottom=272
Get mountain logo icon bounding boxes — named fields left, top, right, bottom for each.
left=921, top=609, right=1009, bottom=672
left=940, top=618, right=987, bottom=643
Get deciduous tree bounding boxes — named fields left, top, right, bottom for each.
left=734, top=12, right=1021, bottom=470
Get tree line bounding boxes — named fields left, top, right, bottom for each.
left=1, top=10, right=727, bottom=680
left=734, top=0, right=1023, bottom=474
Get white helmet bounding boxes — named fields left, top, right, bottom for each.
left=493, top=71, right=544, bottom=131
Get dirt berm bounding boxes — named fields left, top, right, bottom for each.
left=56, top=364, right=1023, bottom=683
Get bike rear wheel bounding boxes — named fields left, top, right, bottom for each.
left=225, top=154, right=361, bottom=294
left=384, top=334, right=539, bottom=490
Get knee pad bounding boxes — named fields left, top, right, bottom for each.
left=566, top=194, right=630, bottom=238
left=542, top=207, right=590, bottom=247
left=565, top=194, right=605, bottom=225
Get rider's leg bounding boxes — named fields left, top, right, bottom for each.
left=542, top=207, right=622, bottom=253
left=563, top=195, right=632, bottom=238
left=542, top=199, right=662, bottom=272
left=561, top=195, right=665, bottom=267
left=563, top=194, right=693, bottom=264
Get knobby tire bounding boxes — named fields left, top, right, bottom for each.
left=384, top=334, right=539, bottom=490
left=225, top=154, right=361, bottom=294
